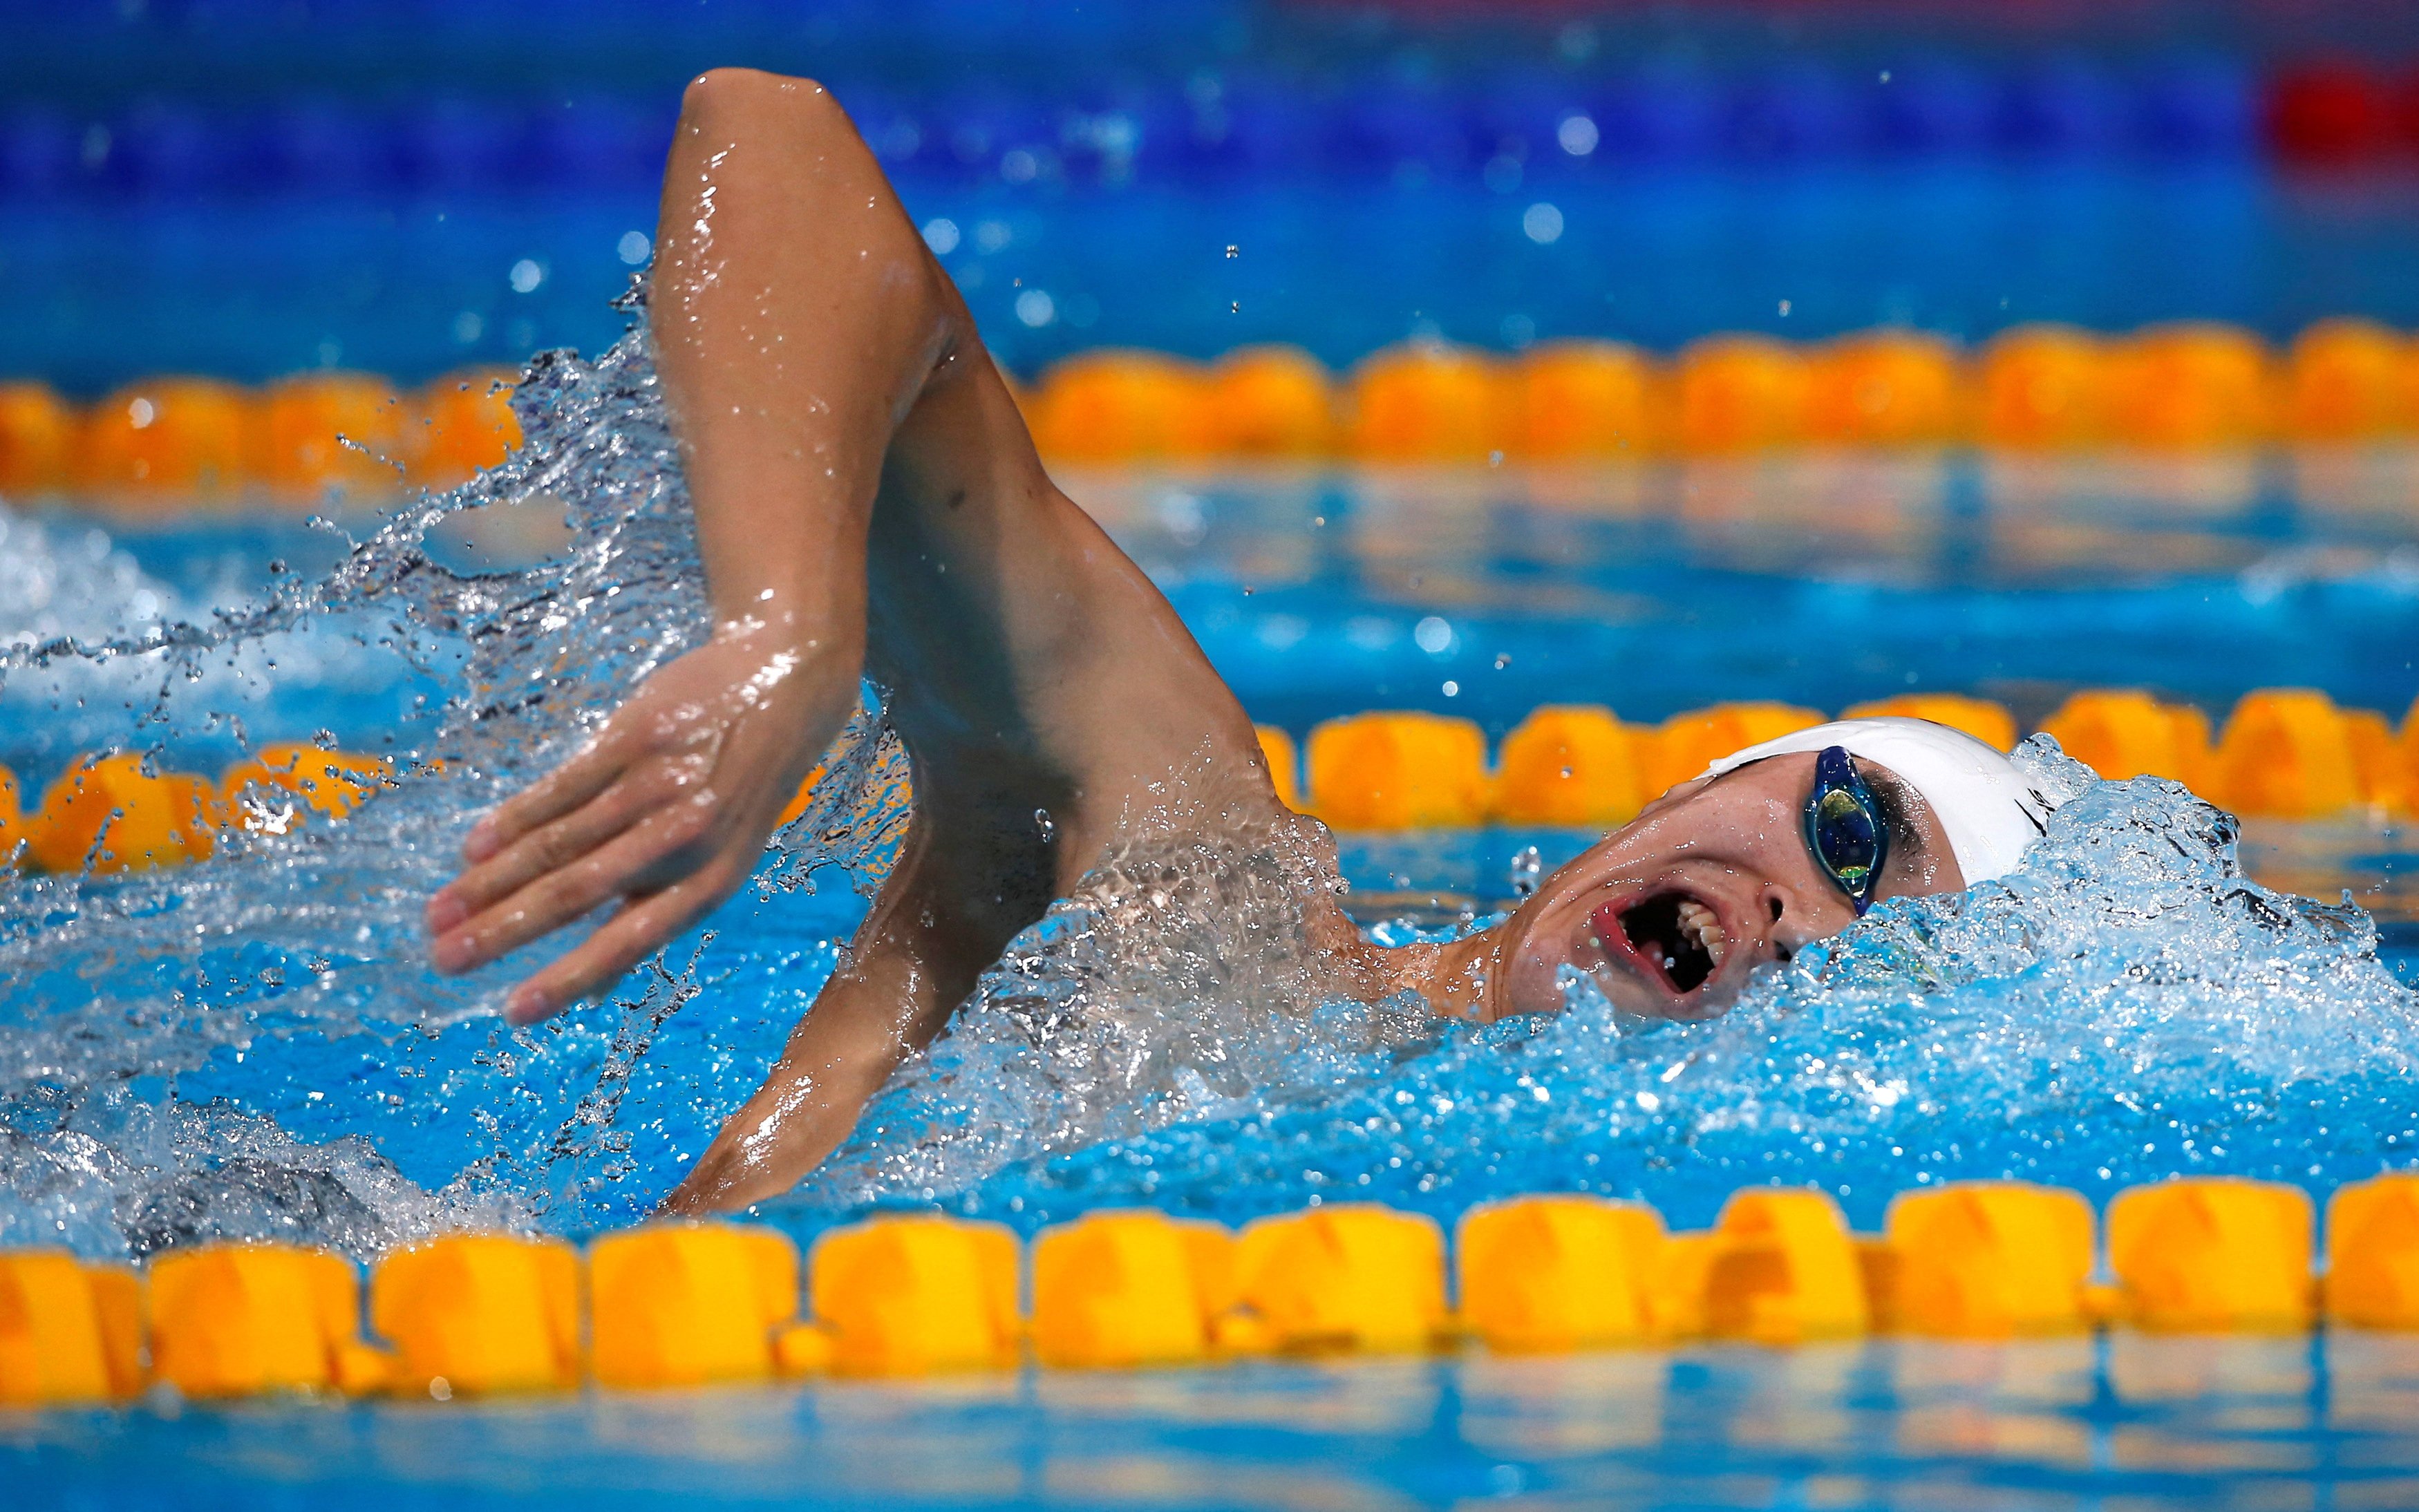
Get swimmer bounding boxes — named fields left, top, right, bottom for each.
left=420, top=70, right=2058, bottom=1213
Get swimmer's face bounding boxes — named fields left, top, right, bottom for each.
left=1485, top=752, right=1964, bottom=1021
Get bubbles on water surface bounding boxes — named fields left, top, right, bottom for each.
left=0, top=305, right=905, bottom=1256
left=2, top=295, right=2417, bottom=1261
left=782, top=740, right=2419, bottom=1234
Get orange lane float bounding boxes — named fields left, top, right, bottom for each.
left=2324, top=1175, right=2419, bottom=1330
left=76, top=376, right=256, bottom=503
left=1805, top=330, right=1965, bottom=448
left=1491, top=703, right=1646, bottom=829
left=220, top=744, right=393, bottom=831
left=2211, top=688, right=2365, bottom=820
left=0, top=764, right=21, bottom=868
left=414, top=367, right=524, bottom=489
left=27, top=754, right=225, bottom=873
left=1206, top=345, right=1336, bottom=457
left=1674, top=334, right=1814, bottom=454
left=30, top=318, right=2419, bottom=506
left=587, top=1222, right=823, bottom=1388
left=2035, top=690, right=2214, bottom=790
left=1456, top=1195, right=1667, bottom=1352
left=1871, top=1182, right=2097, bottom=1338
left=2106, top=1178, right=2315, bottom=1334
left=10, top=683, right=2413, bottom=870
left=0, top=1251, right=144, bottom=1406
left=370, top=1234, right=583, bottom=1397
left=1345, top=343, right=1508, bottom=463
left=1975, top=324, right=2109, bottom=450
left=1254, top=724, right=1302, bottom=810
left=1031, top=1210, right=1235, bottom=1369
left=805, top=1214, right=1022, bottom=1376
left=1643, top=701, right=1825, bottom=800
left=1841, top=693, right=2018, bottom=752
left=21, top=1171, right=2419, bottom=1404
left=1306, top=710, right=1490, bottom=829
left=256, top=371, right=411, bottom=505
left=148, top=1242, right=393, bottom=1398
left=1223, top=1204, right=1448, bottom=1355
left=1028, top=349, right=1213, bottom=463
left=2105, top=322, right=2276, bottom=451
left=1508, top=339, right=1660, bottom=460
left=0, top=381, right=75, bottom=498
left=1693, top=1187, right=1870, bottom=1346
left=2283, top=318, right=2415, bottom=441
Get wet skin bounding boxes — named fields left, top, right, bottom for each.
left=418, top=68, right=1973, bottom=1215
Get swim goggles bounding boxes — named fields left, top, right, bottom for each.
left=1804, top=745, right=1888, bottom=916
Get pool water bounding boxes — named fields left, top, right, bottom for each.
left=8, top=328, right=2419, bottom=1508
left=17, top=1336, right=2419, bottom=1510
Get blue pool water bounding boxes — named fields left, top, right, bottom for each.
left=17, top=1336, right=2419, bottom=1511
left=17, top=164, right=2419, bottom=393
left=8, top=325, right=2419, bottom=1507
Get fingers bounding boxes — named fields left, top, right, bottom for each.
left=461, top=730, right=636, bottom=864
left=431, top=789, right=719, bottom=976
left=429, top=757, right=704, bottom=933
left=503, top=866, right=737, bottom=1026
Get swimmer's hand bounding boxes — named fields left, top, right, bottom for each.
left=422, top=623, right=858, bottom=1025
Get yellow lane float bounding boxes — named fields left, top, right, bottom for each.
left=0, top=1251, right=144, bottom=1406
left=370, top=1234, right=582, bottom=1397
left=804, top=1215, right=1022, bottom=1376
left=1031, top=1210, right=1234, bottom=1369
left=1491, top=704, right=1646, bottom=829
left=22, top=320, right=2419, bottom=509
left=28, top=754, right=225, bottom=873
left=149, top=1242, right=393, bottom=1397
left=17, top=1170, right=2419, bottom=1405
left=1870, top=1182, right=2096, bottom=1337
left=2325, top=1175, right=2419, bottom=1330
left=1456, top=1195, right=1666, bottom=1352
left=220, top=744, right=393, bottom=830
left=1223, top=1204, right=1448, bottom=1355
left=2106, top=1178, right=2316, bottom=1334
left=1306, top=711, right=1489, bottom=829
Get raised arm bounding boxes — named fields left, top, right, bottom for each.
left=423, top=70, right=999, bottom=1023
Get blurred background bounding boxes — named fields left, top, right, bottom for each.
left=5, top=0, right=2419, bottom=388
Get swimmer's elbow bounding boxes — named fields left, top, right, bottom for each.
left=678, top=67, right=851, bottom=144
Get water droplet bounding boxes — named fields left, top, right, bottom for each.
left=1508, top=845, right=1542, bottom=900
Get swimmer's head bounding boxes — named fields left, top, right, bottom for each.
left=1482, top=717, right=2055, bottom=1021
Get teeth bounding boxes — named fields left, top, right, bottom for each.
left=1676, top=898, right=1727, bottom=967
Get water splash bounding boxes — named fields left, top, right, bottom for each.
left=0, top=304, right=904, bottom=1257
left=777, top=739, right=2419, bottom=1234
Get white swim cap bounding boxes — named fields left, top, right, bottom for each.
left=1698, top=717, right=2057, bottom=885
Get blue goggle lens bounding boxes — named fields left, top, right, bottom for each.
left=1804, top=745, right=1887, bottom=916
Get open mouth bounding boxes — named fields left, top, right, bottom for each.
left=1597, top=892, right=1728, bottom=996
